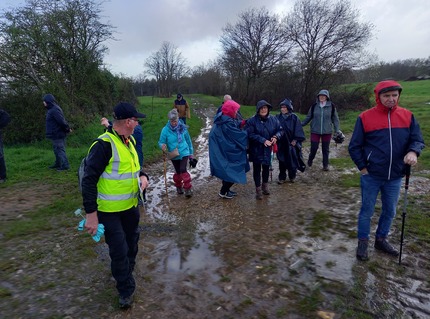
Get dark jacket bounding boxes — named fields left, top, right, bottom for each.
left=81, top=126, right=148, bottom=214
left=44, top=94, right=70, bottom=139
left=246, top=101, right=283, bottom=165
left=0, top=109, right=11, bottom=130
left=348, top=80, right=425, bottom=180
left=209, top=113, right=249, bottom=183
left=276, top=112, right=305, bottom=159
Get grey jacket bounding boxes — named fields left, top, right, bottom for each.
left=301, top=90, right=340, bottom=134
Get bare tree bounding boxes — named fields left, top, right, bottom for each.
left=145, top=41, right=188, bottom=97
left=0, top=0, right=114, bottom=102
left=285, top=0, right=373, bottom=112
left=220, top=7, right=292, bottom=104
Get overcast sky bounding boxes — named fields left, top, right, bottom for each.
left=1, top=0, right=429, bottom=77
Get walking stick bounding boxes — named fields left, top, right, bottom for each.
left=163, top=152, right=169, bottom=198
left=398, top=164, right=411, bottom=265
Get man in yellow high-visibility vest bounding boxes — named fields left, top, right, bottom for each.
left=81, top=102, right=149, bottom=309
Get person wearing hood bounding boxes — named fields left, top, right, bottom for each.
left=43, top=94, right=72, bottom=171
left=245, top=100, right=283, bottom=199
left=301, top=89, right=340, bottom=171
left=349, top=80, right=424, bottom=262
left=159, top=109, right=194, bottom=197
left=209, top=99, right=249, bottom=199
left=173, top=93, right=190, bottom=125
left=275, top=99, right=306, bottom=183
left=0, top=108, right=11, bottom=183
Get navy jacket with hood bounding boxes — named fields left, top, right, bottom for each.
left=276, top=99, right=306, bottom=165
left=348, top=80, right=425, bottom=180
left=246, top=100, right=283, bottom=165
left=44, top=94, right=71, bottom=139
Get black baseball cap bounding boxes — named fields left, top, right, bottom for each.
left=113, top=102, right=146, bottom=120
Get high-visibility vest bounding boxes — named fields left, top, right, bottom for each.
left=96, top=132, right=140, bottom=212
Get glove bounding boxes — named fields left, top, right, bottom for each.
left=78, top=219, right=105, bottom=242
left=189, top=157, right=198, bottom=168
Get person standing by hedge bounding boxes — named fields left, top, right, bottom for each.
left=0, top=108, right=11, bottom=183
left=43, top=94, right=71, bottom=171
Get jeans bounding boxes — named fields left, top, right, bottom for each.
left=357, top=174, right=402, bottom=240
left=98, top=206, right=140, bottom=298
left=51, top=138, right=69, bottom=169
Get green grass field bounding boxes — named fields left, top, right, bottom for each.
left=0, top=80, right=428, bottom=239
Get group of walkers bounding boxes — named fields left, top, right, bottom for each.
left=2, top=82, right=418, bottom=310
left=209, top=90, right=340, bottom=200
left=208, top=81, right=424, bottom=266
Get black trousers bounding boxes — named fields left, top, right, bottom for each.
left=98, top=206, right=140, bottom=298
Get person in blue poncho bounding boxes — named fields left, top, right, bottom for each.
left=209, top=99, right=249, bottom=199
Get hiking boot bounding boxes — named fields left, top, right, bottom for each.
left=0, top=178, right=6, bottom=183
left=323, top=166, right=329, bottom=171
left=119, top=294, right=134, bottom=309
left=262, top=183, right=270, bottom=195
left=176, top=187, right=184, bottom=195
left=307, top=159, right=312, bottom=167
left=56, top=167, right=69, bottom=171
left=255, top=187, right=263, bottom=200
left=374, top=239, right=399, bottom=256
left=277, top=179, right=286, bottom=185
left=356, top=240, right=369, bottom=261
left=184, top=188, right=193, bottom=198
left=219, top=191, right=234, bottom=199
left=49, top=164, right=59, bottom=169
left=289, top=178, right=295, bottom=183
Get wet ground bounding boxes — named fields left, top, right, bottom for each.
left=1, top=103, right=429, bottom=318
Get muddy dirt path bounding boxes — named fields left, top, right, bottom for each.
left=1, top=102, right=429, bottom=319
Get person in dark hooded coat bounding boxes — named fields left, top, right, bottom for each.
left=209, top=99, right=249, bottom=199
left=43, top=94, right=71, bottom=171
left=276, top=98, right=306, bottom=183
left=245, top=100, right=283, bottom=199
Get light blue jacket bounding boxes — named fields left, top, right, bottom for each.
left=158, top=121, right=193, bottom=159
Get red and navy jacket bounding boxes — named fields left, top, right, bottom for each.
left=349, top=80, right=424, bottom=180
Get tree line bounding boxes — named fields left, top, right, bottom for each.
left=142, top=0, right=429, bottom=113
left=0, top=0, right=428, bottom=144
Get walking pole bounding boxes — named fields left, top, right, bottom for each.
left=163, top=152, right=169, bottom=198
left=398, top=164, right=411, bottom=265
